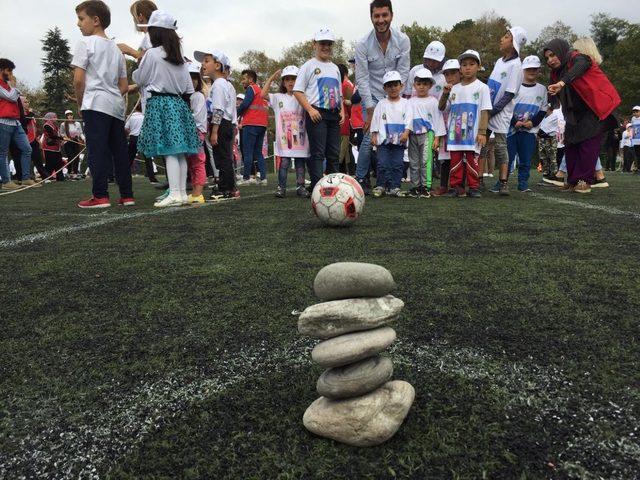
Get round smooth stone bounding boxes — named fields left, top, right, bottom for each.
left=311, top=327, right=396, bottom=368
left=313, top=263, right=396, bottom=301
left=317, top=355, right=394, bottom=399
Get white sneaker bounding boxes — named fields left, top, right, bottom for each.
left=372, top=186, right=385, bottom=198
left=181, top=194, right=189, bottom=205
left=259, top=179, right=268, bottom=186
left=236, top=179, right=252, bottom=186
left=154, top=194, right=183, bottom=208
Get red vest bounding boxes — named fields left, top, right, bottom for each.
left=552, top=52, right=621, bottom=121
left=0, top=79, right=20, bottom=120
left=241, top=84, right=268, bottom=127
left=25, top=117, right=37, bottom=143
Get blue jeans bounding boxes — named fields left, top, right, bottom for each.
left=355, top=97, right=378, bottom=183
left=507, top=131, right=536, bottom=190
left=241, top=125, right=266, bottom=180
left=377, top=144, right=405, bottom=190
left=0, top=122, right=32, bottom=183
left=278, top=157, right=306, bottom=189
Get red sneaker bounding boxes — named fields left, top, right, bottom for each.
left=78, top=197, right=111, bottom=209
left=118, top=197, right=136, bottom=206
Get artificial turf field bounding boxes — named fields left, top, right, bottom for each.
left=1, top=171, right=639, bottom=480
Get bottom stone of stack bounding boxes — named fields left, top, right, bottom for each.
left=303, top=380, right=415, bottom=447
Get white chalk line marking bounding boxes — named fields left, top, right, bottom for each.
left=0, top=191, right=275, bottom=249
left=1, top=337, right=637, bottom=479
left=532, top=192, right=640, bottom=220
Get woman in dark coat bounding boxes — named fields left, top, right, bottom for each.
left=543, top=39, right=618, bottom=193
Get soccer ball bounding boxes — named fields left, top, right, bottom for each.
left=311, top=174, right=365, bottom=227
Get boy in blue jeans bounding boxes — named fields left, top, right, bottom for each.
left=370, top=71, right=413, bottom=197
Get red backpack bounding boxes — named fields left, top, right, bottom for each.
left=553, top=51, right=621, bottom=121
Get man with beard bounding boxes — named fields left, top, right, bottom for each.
left=354, top=0, right=410, bottom=194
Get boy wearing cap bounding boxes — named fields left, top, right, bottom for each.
left=73, top=0, right=134, bottom=208
left=404, top=41, right=447, bottom=100
left=632, top=106, right=640, bottom=170
left=60, top=109, right=85, bottom=180
left=446, top=50, right=492, bottom=198
left=370, top=70, right=413, bottom=197
left=293, top=28, right=344, bottom=191
left=407, top=68, right=445, bottom=197
left=486, top=26, right=527, bottom=195
left=196, top=49, right=238, bottom=199
left=434, top=59, right=461, bottom=196
left=507, top=55, right=548, bottom=192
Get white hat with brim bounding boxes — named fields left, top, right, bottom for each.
left=383, top=70, right=402, bottom=85
left=237, top=93, right=245, bottom=100
left=194, top=50, right=227, bottom=67
left=137, top=10, right=178, bottom=30
left=282, top=65, right=299, bottom=78
left=64, top=110, right=73, bottom=115
left=423, top=41, right=446, bottom=62
left=442, top=59, right=460, bottom=71
left=458, top=50, right=481, bottom=64
left=522, top=55, right=541, bottom=70
left=633, top=106, right=640, bottom=111
left=509, top=26, right=528, bottom=55
left=414, top=67, right=434, bottom=81
left=187, top=62, right=201, bottom=74
left=314, top=28, right=335, bottom=42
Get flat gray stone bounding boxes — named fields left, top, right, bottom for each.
left=314, top=263, right=396, bottom=301
left=298, top=296, right=404, bottom=339
left=303, top=380, right=415, bottom=447
left=311, top=327, right=396, bottom=368
left=317, top=355, right=393, bottom=399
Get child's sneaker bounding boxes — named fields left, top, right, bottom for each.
left=275, top=186, right=285, bottom=198
left=419, top=187, right=431, bottom=198
left=372, top=186, right=385, bottom=198
left=574, top=180, right=591, bottom=194
left=446, top=188, right=459, bottom=197
left=296, top=186, right=309, bottom=198
left=431, top=186, right=448, bottom=196
left=155, top=189, right=170, bottom=201
left=154, top=194, right=183, bottom=208
left=259, top=179, right=268, bottom=186
left=186, top=194, right=205, bottom=204
left=118, top=197, right=136, bottom=206
left=78, top=197, right=111, bottom=209
left=489, top=181, right=501, bottom=194
left=387, top=188, right=403, bottom=197
left=467, top=189, right=482, bottom=198
left=408, top=187, right=420, bottom=198
left=499, top=182, right=510, bottom=196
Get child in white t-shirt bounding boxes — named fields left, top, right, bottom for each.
left=185, top=62, right=208, bottom=204
left=507, top=55, right=548, bottom=192
left=434, top=59, right=461, bottom=196
left=446, top=50, right=492, bottom=198
left=118, top=1, right=158, bottom=61
left=263, top=66, right=310, bottom=198
left=487, top=26, right=527, bottom=195
left=407, top=68, right=445, bottom=198
left=73, top=0, right=133, bottom=208
left=632, top=107, right=640, bottom=164
left=293, top=28, right=344, bottom=191
left=370, top=71, right=413, bottom=197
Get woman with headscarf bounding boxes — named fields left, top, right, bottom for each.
left=543, top=39, right=620, bottom=193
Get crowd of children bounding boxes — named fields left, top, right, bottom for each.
left=1, top=0, right=638, bottom=204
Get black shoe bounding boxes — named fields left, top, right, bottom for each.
left=275, top=186, right=286, bottom=198
left=408, top=187, right=420, bottom=198
left=419, top=186, right=431, bottom=198
left=467, top=189, right=482, bottom=198
left=296, top=186, right=309, bottom=198
left=446, top=188, right=459, bottom=197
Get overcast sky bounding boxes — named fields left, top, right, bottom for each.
left=1, top=0, right=638, bottom=88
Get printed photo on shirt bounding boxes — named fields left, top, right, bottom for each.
left=448, top=103, right=478, bottom=147
left=317, top=76, right=341, bottom=110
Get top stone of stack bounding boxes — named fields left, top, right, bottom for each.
left=313, top=263, right=396, bottom=301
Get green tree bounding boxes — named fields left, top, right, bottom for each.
left=40, top=27, right=72, bottom=114
left=601, top=23, right=640, bottom=114
left=590, top=13, right=631, bottom=61
left=527, top=21, right=579, bottom=57
left=400, top=23, right=446, bottom=67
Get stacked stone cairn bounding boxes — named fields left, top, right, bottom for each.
left=298, top=262, right=415, bottom=447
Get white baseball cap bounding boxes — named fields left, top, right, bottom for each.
left=194, top=49, right=227, bottom=66
left=282, top=65, right=299, bottom=78
left=522, top=55, right=541, bottom=70
left=137, top=10, right=178, bottom=30
left=314, top=28, right=335, bottom=42
left=64, top=110, right=73, bottom=115
left=383, top=70, right=402, bottom=85
left=442, top=59, right=460, bottom=71
left=237, top=93, right=245, bottom=100
left=414, top=67, right=433, bottom=81
left=509, top=26, right=528, bottom=54
left=633, top=106, right=640, bottom=111
left=187, top=62, right=201, bottom=74
left=458, top=49, right=481, bottom=64
left=423, top=41, right=446, bottom=62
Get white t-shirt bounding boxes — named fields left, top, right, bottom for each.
left=190, top=91, right=208, bottom=133
left=509, top=83, right=548, bottom=136
left=404, top=65, right=446, bottom=100
left=293, top=58, right=342, bottom=110
left=439, top=100, right=452, bottom=160
left=408, top=96, right=446, bottom=136
left=631, top=116, right=640, bottom=146
left=621, top=129, right=632, bottom=149
left=268, top=93, right=309, bottom=158
left=139, top=33, right=152, bottom=52
left=71, top=35, right=127, bottom=120
left=487, top=57, right=523, bottom=134
left=225, top=80, right=238, bottom=125
left=447, top=79, right=492, bottom=154
left=208, top=77, right=235, bottom=123
left=556, top=109, right=566, bottom=148
left=125, top=111, right=144, bottom=136
left=371, top=97, right=413, bottom=146
left=539, top=107, right=561, bottom=136
left=59, top=121, right=84, bottom=141
left=132, top=47, right=194, bottom=97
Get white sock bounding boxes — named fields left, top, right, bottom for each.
left=178, top=154, right=188, bottom=197
left=165, top=155, right=181, bottom=197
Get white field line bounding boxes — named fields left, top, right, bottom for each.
left=532, top=192, right=640, bottom=220
left=0, top=192, right=274, bottom=249
left=1, top=337, right=637, bottom=479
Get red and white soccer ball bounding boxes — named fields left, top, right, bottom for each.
left=311, top=174, right=365, bottom=227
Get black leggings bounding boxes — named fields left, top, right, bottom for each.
left=44, top=150, right=64, bottom=181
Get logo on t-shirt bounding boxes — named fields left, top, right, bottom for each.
left=473, top=92, right=480, bottom=100
left=279, top=102, right=284, bottom=108
left=314, top=68, right=321, bottom=75
left=382, top=113, right=387, bottom=120
left=451, top=93, right=456, bottom=101
left=435, top=86, right=442, bottom=92
left=501, top=72, right=508, bottom=79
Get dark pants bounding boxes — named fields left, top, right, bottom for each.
left=634, top=145, right=640, bottom=171
left=30, top=141, right=48, bottom=178
left=212, top=119, right=235, bottom=192
left=377, top=144, right=405, bottom=190
left=64, top=141, right=81, bottom=175
left=622, top=146, right=634, bottom=172
left=440, top=159, right=450, bottom=189
left=604, top=143, right=618, bottom=171
left=83, top=109, right=132, bottom=198
left=44, top=150, right=65, bottom=181
left=241, top=125, right=266, bottom=180
left=565, top=134, right=602, bottom=185
left=306, top=108, right=340, bottom=190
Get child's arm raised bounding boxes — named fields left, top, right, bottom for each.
left=262, top=70, right=281, bottom=98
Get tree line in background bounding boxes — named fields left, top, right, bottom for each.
left=24, top=12, right=640, bottom=119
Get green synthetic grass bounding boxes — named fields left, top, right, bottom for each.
left=1, top=172, right=639, bottom=479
